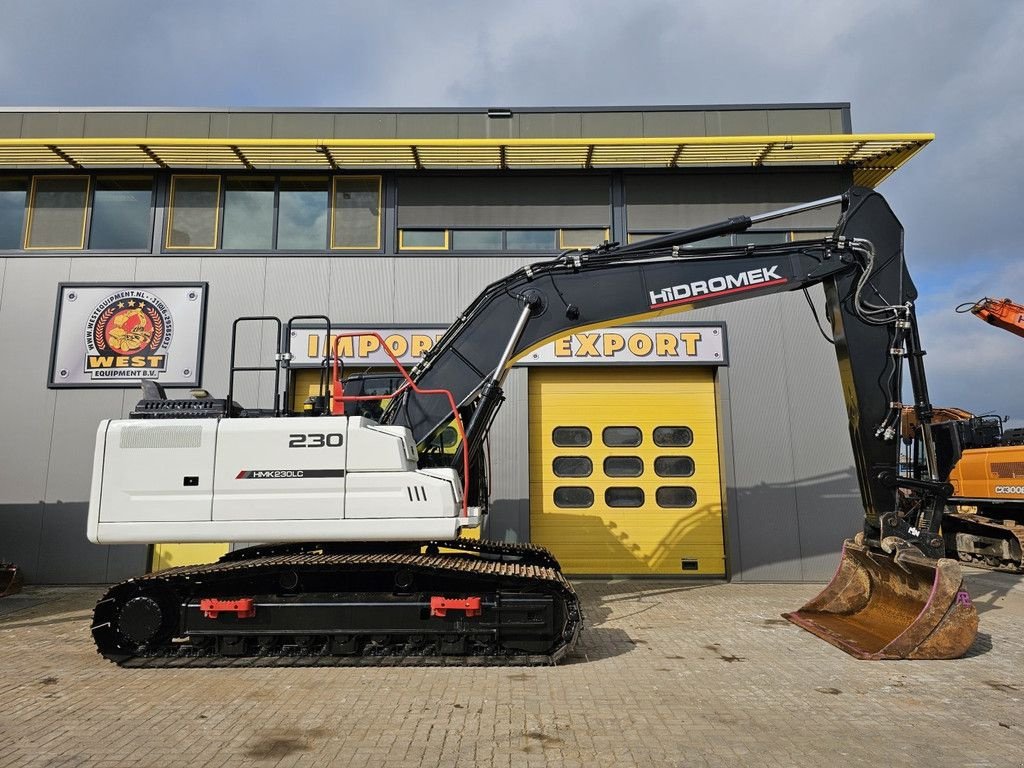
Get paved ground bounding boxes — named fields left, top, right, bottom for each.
left=1, top=569, right=1022, bottom=768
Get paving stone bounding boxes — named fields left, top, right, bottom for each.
left=0, top=570, right=1022, bottom=766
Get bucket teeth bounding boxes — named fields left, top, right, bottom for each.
left=784, top=538, right=979, bottom=660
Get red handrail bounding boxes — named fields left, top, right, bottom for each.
left=329, top=332, right=470, bottom=518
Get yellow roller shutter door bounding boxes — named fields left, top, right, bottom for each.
left=529, top=366, right=724, bottom=576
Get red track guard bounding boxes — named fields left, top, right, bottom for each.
left=430, top=596, right=482, bottom=618
left=200, top=598, right=256, bottom=619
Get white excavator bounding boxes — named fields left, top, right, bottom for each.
left=87, top=187, right=978, bottom=666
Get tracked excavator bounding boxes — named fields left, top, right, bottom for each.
left=87, top=187, right=978, bottom=666
left=903, top=296, right=1024, bottom=571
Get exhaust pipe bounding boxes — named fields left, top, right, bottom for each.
left=784, top=536, right=978, bottom=659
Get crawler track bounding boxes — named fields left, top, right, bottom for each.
left=92, top=540, right=581, bottom=667
left=944, top=511, right=1024, bottom=573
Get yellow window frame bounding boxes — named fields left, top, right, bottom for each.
left=330, top=175, right=382, bottom=250
left=165, top=174, right=222, bottom=250
left=559, top=227, right=611, bottom=250
left=398, top=228, right=450, bottom=251
left=23, top=175, right=90, bottom=250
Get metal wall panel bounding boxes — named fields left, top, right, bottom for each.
left=392, top=258, right=463, bottom=322
left=146, top=113, right=212, bottom=138
left=21, top=112, right=85, bottom=138
left=0, top=113, right=22, bottom=137
left=457, top=114, right=517, bottom=140
left=328, top=257, right=396, bottom=324
left=777, top=285, right=860, bottom=580
left=642, top=111, right=707, bottom=137
left=767, top=109, right=834, bottom=135
left=705, top=110, right=770, bottom=136
left=714, top=293, right=804, bottom=580
left=581, top=112, right=644, bottom=138
left=198, top=257, right=269, bottom=407
left=44, top=258, right=136, bottom=502
left=395, top=114, right=459, bottom=139
left=271, top=113, right=333, bottom=139
left=211, top=113, right=273, bottom=139
left=519, top=113, right=582, bottom=139
left=397, top=175, right=610, bottom=228
left=0, top=504, right=44, bottom=581
left=624, top=171, right=851, bottom=230
left=482, top=368, right=529, bottom=542
left=0, top=258, right=70, bottom=503
left=334, top=114, right=397, bottom=139
left=82, top=112, right=148, bottom=138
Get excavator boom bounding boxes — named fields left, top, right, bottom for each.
left=960, top=297, right=1024, bottom=339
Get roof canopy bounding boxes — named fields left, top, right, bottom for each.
left=0, top=133, right=931, bottom=187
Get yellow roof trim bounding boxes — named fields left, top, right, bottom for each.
left=0, top=133, right=932, bottom=187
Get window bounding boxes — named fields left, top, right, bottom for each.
left=654, top=456, right=695, bottom=477
left=602, top=426, right=642, bottom=447
left=0, top=177, right=27, bottom=249
left=552, top=456, right=593, bottom=478
left=559, top=228, right=609, bottom=249
left=554, top=486, right=594, bottom=508
left=331, top=176, right=381, bottom=249
left=25, top=176, right=90, bottom=249
left=399, top=229, right=448, bottom=250
left=605, top=487, right=644, bottom=507
left=222, top=177, right=275, bottom=250
left=278, top=177, right=328, bottom=250
left=653, top=426, right=693, bottom=447
left=452, top=230, right=502, bottom=250
left=603, top=456, right=643, bottom=477
left=166, top=175, right=220, bottom=249
left=656, top=486, right=697, bottom=508
left=506, top=229, right=557, bottom=250
left=89, top=176, right=153, bottom=250
left=552, top=426, right=591, bottom=447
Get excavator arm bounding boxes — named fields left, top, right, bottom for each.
left=380, top=186, right=978, bottom=659
left=386, top=188, right=932, bottom=557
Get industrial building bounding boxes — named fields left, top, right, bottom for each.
left=0, top=104, right=931, bottom=584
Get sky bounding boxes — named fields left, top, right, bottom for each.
left=2, top=0, right=1022, bottom=421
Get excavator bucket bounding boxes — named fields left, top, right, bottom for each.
left=784, top=537, right=978, bottom=659
left=0, top=562, right=23, bottom=597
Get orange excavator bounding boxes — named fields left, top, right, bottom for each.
left=900, top=298, right=1024, bottom=572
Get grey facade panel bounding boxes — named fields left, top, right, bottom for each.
left=397, top=175, right=611, bottom=228
left=624, top=171, right=852, bottom=231
left=457, top=114, right=518, bottom=140
left=0, top=113, right=22, bottom=137
left=211, top=112, right=274, bottom=139
left=482, top=368, right=529, bottom=543
left=767, top=109, right=835, bottom=135
left=779, top=284, right=861, bottom=580
left=0, top=504, right=44, bottom=581
left=0, top=257, right=70, bottom=503
left=642, top=111, right=707, bottom=137
left=33, top=502, right=147, bottom=583
left=271, top=113, right=334, bottom=139
left=328, top=257, right=397, bottom=324
left=705, top=110, right=770, bottom=136
left=581, top=112, right=645, bottom=138
left=395, top=114, right=460, bottom=139
left=82, top=112, right=149, bottom=138
left=715, top=293, right=804, bottom=580
left=45, top=389, right=125, bottom=504
left=334, top=113, right=398, bottom=139
left=21, top=112, right=86, bottom=138
left=518, top=113, right=582, bottom=139
left=146, top=112, right=212, bottom=138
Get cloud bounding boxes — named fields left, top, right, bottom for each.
left=1, top=0, right=1021, bottom=421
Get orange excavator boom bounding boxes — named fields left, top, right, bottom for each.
left=958, top=297, right=1024, bottom=339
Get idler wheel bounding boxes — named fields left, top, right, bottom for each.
left=117, top=596, right=164, bottom=645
